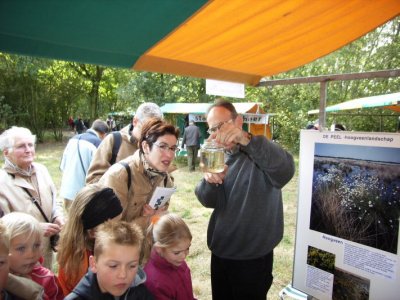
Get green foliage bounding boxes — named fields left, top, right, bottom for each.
left=307, top=246, right=335, bottom=273
left=252, top=17, right=400, bottom=152
left=117, top=71, right=214, bottom=108
left=0, top=54, right=51, bottom=140
left=0, top=96, right=13, bottom=131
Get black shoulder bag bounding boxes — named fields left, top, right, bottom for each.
left=22, top=187, right=59, bottom=252
left=110, top=132, right=122, bottom=165
left=119, top=161, right=132, bottom=191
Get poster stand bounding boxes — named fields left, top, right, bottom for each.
left=279, top=283, right=310, bottom=299
left=293, top=130, right=400, bottom=300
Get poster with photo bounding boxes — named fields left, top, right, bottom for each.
left=293, top=130, right=400, bottom=300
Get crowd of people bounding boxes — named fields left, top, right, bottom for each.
left=0, top=99, right=294, bottom=299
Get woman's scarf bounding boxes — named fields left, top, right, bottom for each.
left=140, top=152, right=167, bottom=181
left=3, top=157, right=34, bottom=177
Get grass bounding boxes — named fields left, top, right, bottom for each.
left=35, top=137, right=299, bottom=300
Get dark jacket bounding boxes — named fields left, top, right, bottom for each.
left=195, top=135, right=295, bottom=259
left=64, top=268, right=154, bottom=300
left=181, top=124, right=201, bottom=147
left=3, top=290, right=19, bottom=300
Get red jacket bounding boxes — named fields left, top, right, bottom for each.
left=144, top=249, right=196, bottom=300
left=30, top=263, right=64, bottom=300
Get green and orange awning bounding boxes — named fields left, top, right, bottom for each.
left=1, top=0, right=399, bottom=85
left=308, top=92, right=400, bottom=114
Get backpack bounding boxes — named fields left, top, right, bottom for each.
left=110, top=131, right=122, bottom=165
left=119, top=161, right=131, bottom=191
left=111, top=132, right=131, bottom=191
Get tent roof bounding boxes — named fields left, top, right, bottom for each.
left=1, top=1, right=399, bottom=85
left=161, top=103, right=264, bottom=114
left=308, top=92, right=400, bottom=114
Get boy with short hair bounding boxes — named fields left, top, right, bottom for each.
left=65, top=220, right=154, bottom=300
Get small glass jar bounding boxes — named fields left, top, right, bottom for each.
left=199, top=140, right=225, bottom=173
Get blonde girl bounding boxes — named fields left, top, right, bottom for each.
left=0, top=219, right=43, bottom=300
left=2, top=212, right=63, bottom=299
left=144, top=213, right=196, bottom=300
left=57, top=184, right=123, bottom=295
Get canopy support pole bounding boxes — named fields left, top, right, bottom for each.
left=258, top=69, right=400, bottom=131
left=318, top=81, right=328, bottom=130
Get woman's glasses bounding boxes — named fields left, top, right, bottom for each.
left=153, top=142, right=179, bottom=153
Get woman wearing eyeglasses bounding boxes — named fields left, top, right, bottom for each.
left=98, top=118, right=179, bottom=261
left=0, top=126, right=65, bottom=275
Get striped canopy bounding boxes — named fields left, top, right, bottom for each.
left=308, top=92, right=400, bottom=114
left=1, top=0, right=399, bottom=85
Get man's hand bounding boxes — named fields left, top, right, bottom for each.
left=204, top=165, right=228, bottom=185
left=210, top=122, right=250, bottom=147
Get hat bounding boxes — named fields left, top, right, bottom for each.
left=82, top=188, right=123, bottom=230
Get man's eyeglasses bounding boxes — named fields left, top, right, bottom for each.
left=153, top=142, right=179, bottom=153
left=207, top=119, right=233, bottom=134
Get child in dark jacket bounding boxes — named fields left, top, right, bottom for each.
left=65, top=220, right=154, bottom=300
left=144, top=213, right=196, bottom=300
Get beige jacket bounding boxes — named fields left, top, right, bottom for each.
left=6, top=273, right=44, bottom=300
left=0, top=162, right=63, bottom=270
left=98, top=150, right=174, bottom=230
left=86, top=125, right=139, bottom=184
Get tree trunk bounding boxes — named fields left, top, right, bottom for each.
left=89, top=66, right=104, bottom=122
left=69, top=63, right=105, bottom=124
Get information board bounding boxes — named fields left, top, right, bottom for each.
left=293, top=130, right=400, bottom=300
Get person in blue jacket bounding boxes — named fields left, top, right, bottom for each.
left=59, top=119, right=108, bottom=211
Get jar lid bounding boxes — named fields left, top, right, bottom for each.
left=202, top=139, right=224, bottom=149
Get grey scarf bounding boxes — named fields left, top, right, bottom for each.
left=3, top=157, right=34, bottom=177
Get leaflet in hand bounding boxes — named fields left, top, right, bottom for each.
left=148, top=186, right=177, bottom=210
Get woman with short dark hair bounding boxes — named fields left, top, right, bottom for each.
left=99, top=118, right=180, bottom=262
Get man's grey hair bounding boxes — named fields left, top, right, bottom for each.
left=91, top=119, right=109, bottom=134
left=135, top=102, right=163, bottom=122
left=0, top=126, right=36, bottom=152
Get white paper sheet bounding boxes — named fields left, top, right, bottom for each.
left=148, top=186, right=177, bottom=210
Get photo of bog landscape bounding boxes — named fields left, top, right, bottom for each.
left=310, top=143, right=400, bottom=254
